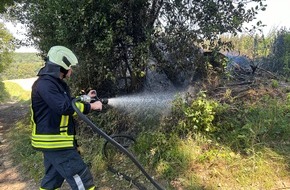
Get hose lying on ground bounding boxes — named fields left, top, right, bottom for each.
left=72, top=97, right=165, bottom=190
left=102, top=134, right=147, bottom=189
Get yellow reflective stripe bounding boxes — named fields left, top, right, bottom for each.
left=60, top=115, right=69, bottom=135
left=60, top=127, right=68, bottom=135
left=60, top=115, right=69, bottom=126
left=88, top=186, right=96, bottom=190
left=32, top=140, right=74, bottom=149
left=31, top=134, right=74, bottom=149
left=73, top=102, right=85, bottom=116
left=32, top=134, right=74, bottom=141
left=30, top=106, right=37, bottom=135
left=40, top=187, right=60, bottom=190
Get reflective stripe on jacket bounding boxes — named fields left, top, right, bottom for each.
left=31, top=75, right=90, bottom=150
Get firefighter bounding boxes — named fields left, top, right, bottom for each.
left=31, top=46, right=102, bottom=190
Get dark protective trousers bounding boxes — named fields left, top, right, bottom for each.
left=40, top=149, right=95, bottom=190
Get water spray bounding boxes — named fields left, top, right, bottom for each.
left=80, top=88, right=175, bottom=113
left=72, top=95, right=165, bottom=190
left=107, top=92, right=175, bottom=114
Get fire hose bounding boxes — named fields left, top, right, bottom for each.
left=72, top=95, right=165, bottom=190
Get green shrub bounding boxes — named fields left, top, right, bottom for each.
left=170, top=92, right=219, bottom=136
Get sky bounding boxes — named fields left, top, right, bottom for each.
left=1, top=19, right=37, bottom=53
left=2, top=0, right=290, bottom=52
left=244, top=0, right=290, bottom=35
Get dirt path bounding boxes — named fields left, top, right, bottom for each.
left=0, top=102, right=39, bottom=190
left=0, top=78, right=38, bottom=189
left=0, top=78, right=72, bottom=190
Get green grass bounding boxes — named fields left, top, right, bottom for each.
left=7, top=118, right=44, bottom=181
left=169, top=136, right=288, bottom=189
left=4, top=78, right=290, bottom=189
left=133, top=130, right=290, bottom=189
left=0, top=81, right=31, bottom=103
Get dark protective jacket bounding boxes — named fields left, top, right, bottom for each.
left=31, top=63, right=90, bottom=150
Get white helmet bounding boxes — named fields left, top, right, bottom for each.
left=47, top=46, right=78, bottom=70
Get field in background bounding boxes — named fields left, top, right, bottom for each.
left=0, top=53, right=42, bottom=81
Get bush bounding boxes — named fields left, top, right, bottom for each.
left=169, top=92, right=219, bottom=137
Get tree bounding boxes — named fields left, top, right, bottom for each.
left=0, top=0, right=14, bottom=13
left=266, top=29, right=290, bottom=76
left=9, top=0, right=266, bottom=94
left=0, top=22, right=14, bottom=74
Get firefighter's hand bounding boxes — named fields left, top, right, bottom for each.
left=87, top=90, right=97, bottom=98
left=90, top=101, right=102, bottom=111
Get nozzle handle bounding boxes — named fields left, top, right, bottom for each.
left=79, top=95, right=108, bottom=105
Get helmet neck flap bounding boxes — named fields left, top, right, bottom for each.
left=37, top=61, right=62, bottom=78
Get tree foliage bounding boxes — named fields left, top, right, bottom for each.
left=0, top=22, right=14, bottom=74
left=0, top=0, right=14, bottom=13
left=1, top=53, right=42, bottom=80
left=9, top=0, right=266, bottom=94
left=266, top=29, right=290, bottom=75
left=221, top=33, right=272, bottom=59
